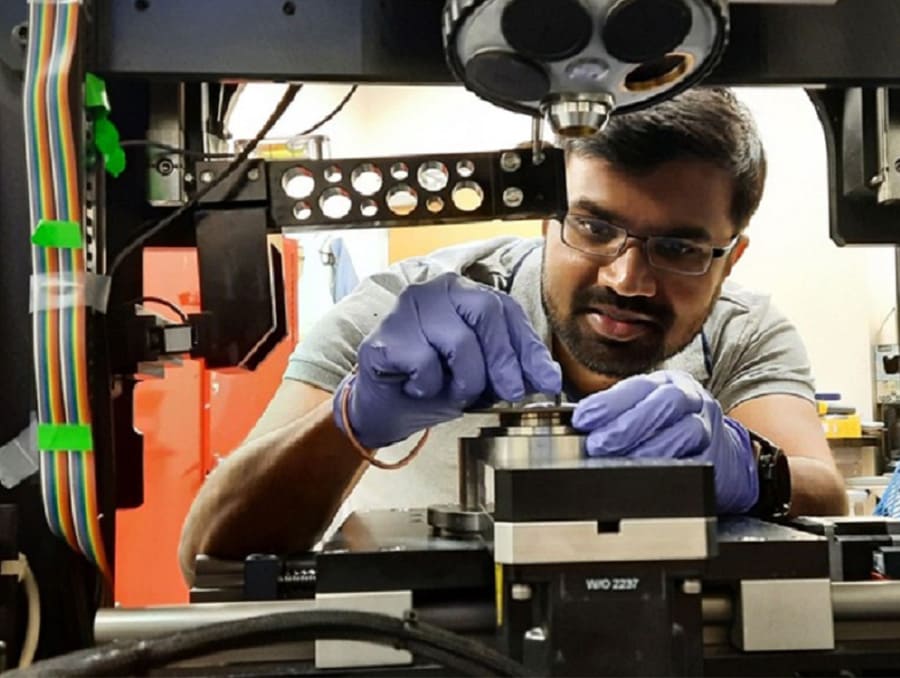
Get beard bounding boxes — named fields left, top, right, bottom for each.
left=541, top=266, right=717, bottom=379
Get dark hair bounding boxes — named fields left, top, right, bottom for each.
left=565, top=88, right=767, bottom=230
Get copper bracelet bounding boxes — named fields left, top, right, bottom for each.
left=339, top=373, right=429, bottom=470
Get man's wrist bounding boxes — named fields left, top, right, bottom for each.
left=332, top=373, right=357, bottom=437
left=746, top=429, right=792, bottom=518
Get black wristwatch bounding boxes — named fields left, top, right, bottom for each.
left=747, top=430, right=792, bottom=519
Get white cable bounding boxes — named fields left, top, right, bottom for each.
left=1, top=553, right=41, bottom=668
left=877, top=307, right=896, bottom=336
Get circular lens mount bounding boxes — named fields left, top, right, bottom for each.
left=443, top=0, right=728, bottom=130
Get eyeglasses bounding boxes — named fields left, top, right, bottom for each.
left=560, top=214, right=740, bottom=276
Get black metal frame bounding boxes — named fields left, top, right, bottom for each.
left=2, top=1, right=900, bottom=85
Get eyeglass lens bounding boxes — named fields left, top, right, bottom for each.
left=564, top=217, right=712, bottom=274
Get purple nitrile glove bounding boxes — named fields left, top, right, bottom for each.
left=572, top=370, right=759, bottom=514
left=334, top=272, right=562, bottom=449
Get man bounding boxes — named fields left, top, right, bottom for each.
left=179, top=88, right=847, bottom=582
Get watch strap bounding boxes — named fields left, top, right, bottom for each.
left=747, top=430, right=792, bottom=518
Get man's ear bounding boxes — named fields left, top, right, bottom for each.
left=723, top=234, right=749, bottom=276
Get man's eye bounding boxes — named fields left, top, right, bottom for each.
left=580, top=220, right=620, bottom=242
left=654, top=238, right=705, bottom=258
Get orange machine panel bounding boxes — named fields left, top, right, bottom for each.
left=118, top=361, right=204, bottom=605
left=116, top=248, right=204, bottom=605
left=116, top=239, right=298, bottom=605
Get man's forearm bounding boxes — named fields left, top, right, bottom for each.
left=786, top=455, right=848, bottom=516
left=178, top=399, right=365, bottom=583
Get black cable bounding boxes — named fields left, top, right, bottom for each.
left=296, top=84, right=358, bottom=136
left=120, top=85, right=356, bottom=159
left=124, top=296, right=188, bottom=322
left=119, top=140, right=234, bottom=159
left=107, top=84, right=302, bottom=278
left=9, top=609, right=533, bottom=677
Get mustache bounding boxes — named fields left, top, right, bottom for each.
left=572, top=287, right=673, bottom=328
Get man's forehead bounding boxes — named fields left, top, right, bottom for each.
left=564, top=154, right=737, bottom=238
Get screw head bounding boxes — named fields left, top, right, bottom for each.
left=156, top=158, right=174, bottom=176
left=11, top=23, right=28, bottom=48
left=524, top=626, right=546, bottom=642
left=511, top=583, right=532, bottom=601
left=682, top=579, right=702, bottom=595
left=247, top=167, right=261, bottom=181
left=503, top=187, right=524, bottom=208
left=199, top=170, right=214, bottom=184
left=500, top=151, right=522, bottom=173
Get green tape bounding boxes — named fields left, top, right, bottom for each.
left=94, top=117, right=126, bottom=178
left=31, top=219, right=83, bottom=249
left=84, top=72, right=110, bottom=114
left=38, top=424, right=93, bottom=451
left=84, top=73, right=126, bottom=177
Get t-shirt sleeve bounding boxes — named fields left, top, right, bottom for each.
left=284, top=269, right=408, bottom=392
left=711, top=299, right=816, bottom=414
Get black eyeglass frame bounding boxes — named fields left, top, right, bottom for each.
left=559, top=214, right=741, bottom=276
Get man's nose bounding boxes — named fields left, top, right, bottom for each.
left=598, top=241, right=658, bottom=298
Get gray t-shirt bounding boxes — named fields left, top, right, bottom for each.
left=285, top=236, right=815, bottom=515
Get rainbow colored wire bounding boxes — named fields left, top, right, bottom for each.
left=23, top=0, right=110, bottom=579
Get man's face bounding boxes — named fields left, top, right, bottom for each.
left=542, top=154, right=746, bottom=381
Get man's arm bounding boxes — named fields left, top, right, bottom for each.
left=178, top=379, right=366, bottom=585
left=729, top=394, right=848, bottom=516
left=178, top=273, right=562, bottom=585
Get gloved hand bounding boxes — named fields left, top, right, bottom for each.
left=334, top=272, right=562, bottom=449
left=572, top=370, right=759, bottom=514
